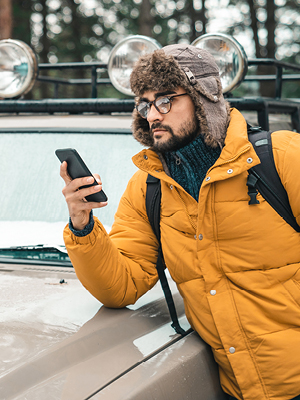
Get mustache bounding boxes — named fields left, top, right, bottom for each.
left=150, top=123, right=174, bottom=136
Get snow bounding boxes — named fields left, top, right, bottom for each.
left=133, top=316, right=190, bottom=357
left=0, top=221, right=111, bottom=247
left=0, top=274, right=100, bottom=329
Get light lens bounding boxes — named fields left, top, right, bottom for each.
left=192, top=33, right=248, bottom=93
left=0, top=39, right=38, bottom=99
left=108, top=35, right=161, bottom=96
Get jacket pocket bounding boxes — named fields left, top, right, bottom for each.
left=282, top=268, right=300, bottom=307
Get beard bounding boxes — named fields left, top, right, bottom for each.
left=150, top=117, right=199, bottom=153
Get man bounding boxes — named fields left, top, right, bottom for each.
left=60, top=44, right=300, bottom=400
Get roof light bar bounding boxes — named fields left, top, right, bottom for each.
left=108, top=35, right=161, bottom=96
left=192, top=33, right=248, bottom=93
left=0, top=39, right=38, bottom=99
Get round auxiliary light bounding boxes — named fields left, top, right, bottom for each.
left=0, top=39, right=38, bottom=99
left=108, top=35, right=162, bottom=96
left=191, top=33, right=248, bottom=93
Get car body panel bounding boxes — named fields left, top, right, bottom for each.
left=0, top=111, right=297, bottom=400
left=1, top=38, right=299, bottom=399
left=0, top=113, right=133, bottom=130
left=92, top=331, right=225, bottom=400
left=0, top=262, right=227, bottom=400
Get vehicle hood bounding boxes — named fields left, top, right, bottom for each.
left=0, top=262, right=189, bottom=400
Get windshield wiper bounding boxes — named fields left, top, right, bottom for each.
left=0, top=244, right=72, bottom=266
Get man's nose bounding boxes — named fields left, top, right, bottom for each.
left=147, top=104, right=163, bottom=123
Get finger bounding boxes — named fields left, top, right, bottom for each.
left=64, top=176, right=95, bottom=194
left=73, top=182, right=104, bottom=201
left=86, top=200, right=108, bottom=209
left=93, top=173, right=101, bottom=184
left=60, top=161, right=72, bottom=184
left=72, top=199, right=108, bottom=211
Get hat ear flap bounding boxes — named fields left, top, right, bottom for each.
left=195, top=77, right=222, bottom=102
left=132, top=109, right=154, bottom=147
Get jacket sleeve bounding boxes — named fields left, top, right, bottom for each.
left=63, top=171, right=160, bottom=308
left=272, top=130, right=300, bottom=227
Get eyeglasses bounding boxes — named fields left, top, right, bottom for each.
left=135, top=93, right=188, bottom=119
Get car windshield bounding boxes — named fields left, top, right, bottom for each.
left=0, top=114, right=142, bottom=259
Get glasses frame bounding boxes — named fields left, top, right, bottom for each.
left=136, top=93, right=188, bottom=119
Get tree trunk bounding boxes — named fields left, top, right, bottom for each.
left=0, top=0, right=12, bottom=39
left=12, top=0, right=31, bottom=43
left=261, top=0, right=276, bottom=97
left=246, top=0, right=260, bottom=58
left=199, top=0, right=207, bottom=34
left=265, top=0, right=276, bottom=58
left=188, top=0, right=207, bottom=42
left=38, top=0, right=52, bottom=98
left=247, top=0, right=276, bottom=97
left=65, top=0, right=89, bottom=97
left=138, top=0, right=155, bottom=37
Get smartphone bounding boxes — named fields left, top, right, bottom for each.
left=55, top=148, right=108, bottom=202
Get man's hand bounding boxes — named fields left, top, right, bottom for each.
left=60, top=161, right=108, bottom=231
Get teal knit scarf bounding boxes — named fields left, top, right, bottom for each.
left=164, top=134, right=221, bottom=201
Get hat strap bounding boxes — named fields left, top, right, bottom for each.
left=183, top=67, right=197, bottom=86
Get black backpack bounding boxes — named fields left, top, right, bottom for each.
left=146, top=127, right=300, bottom=335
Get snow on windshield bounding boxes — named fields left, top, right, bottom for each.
left=0, top=221, right=112, bottom=247
left=0, top=131, right=142, bottom=247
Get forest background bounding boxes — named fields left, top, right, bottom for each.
left=0, top=0, right=299, bottom=98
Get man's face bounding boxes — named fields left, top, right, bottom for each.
left=140, top=87, right=199, bottom=152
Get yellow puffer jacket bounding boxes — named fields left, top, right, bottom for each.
left=64, top=109, right=300, bottom=400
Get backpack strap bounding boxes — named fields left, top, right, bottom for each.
left=247, top=126, right=300, bottom=232
left=146, top=174, right=187, bottom=336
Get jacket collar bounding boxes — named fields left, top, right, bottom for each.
left=215, top=108, right=256, bottom=165
left=132, top=108, right=260, bottom=179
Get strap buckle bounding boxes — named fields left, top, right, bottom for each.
left=247, top=173, right=260, bottom=205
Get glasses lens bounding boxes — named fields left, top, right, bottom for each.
left=155, top=97, right=171, bottom=114
left=136, top=102, right=149, bottom=118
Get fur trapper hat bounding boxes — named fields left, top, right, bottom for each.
left=130, top=44, right=230, bottom=149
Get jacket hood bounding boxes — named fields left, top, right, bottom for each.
left=130, top=44, right=230, bottom=149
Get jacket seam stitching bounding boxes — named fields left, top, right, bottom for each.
left=211, top=183, right=269, bottom=399
left=174, top=186, right=197, bottom=231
